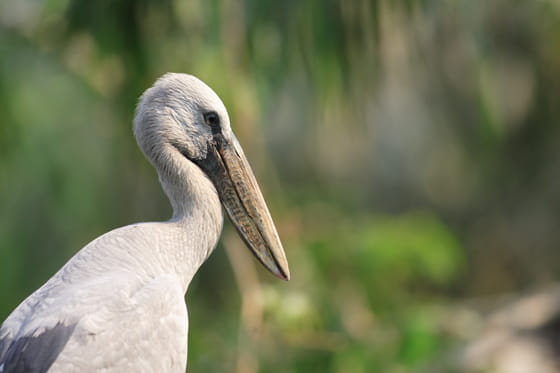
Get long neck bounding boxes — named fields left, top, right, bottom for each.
left=154, top=144, right=223, bottom=289
left=56, top=143, right=222, bottom=296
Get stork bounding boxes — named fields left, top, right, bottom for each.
left=0, top=73, right=290, bottom=372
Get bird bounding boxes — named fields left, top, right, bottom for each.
left=0, top=73, right=290, bottom=373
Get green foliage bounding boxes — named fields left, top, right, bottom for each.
left=359, top=212, right=463, bottom=288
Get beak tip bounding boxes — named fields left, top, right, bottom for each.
left=273, top=262, right=290, bottom=281
left=278, top=271, right=290, bottom=281
left=275, top=272, right=290, bottom=281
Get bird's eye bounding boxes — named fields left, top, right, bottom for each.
left=204, top=112, right=220, bottom=127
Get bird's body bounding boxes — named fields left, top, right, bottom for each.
left=0, top=73, right=289, bottom=372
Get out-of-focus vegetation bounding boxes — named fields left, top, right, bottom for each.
left=1, top=0, right=560, bottom=372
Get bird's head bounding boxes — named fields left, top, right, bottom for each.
left=134, top=73, right=290, bottom=281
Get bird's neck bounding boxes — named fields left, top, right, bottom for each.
left=154, top=146, right=223, bottom=290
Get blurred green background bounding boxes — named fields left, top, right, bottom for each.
left=1, top=0, right=560, bottom=372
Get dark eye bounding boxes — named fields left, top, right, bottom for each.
left=204, top=112, right=220, bottom=127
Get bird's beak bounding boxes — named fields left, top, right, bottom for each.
left=196, top=132, right=290, bottom=281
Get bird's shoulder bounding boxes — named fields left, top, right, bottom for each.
left=0, top=221, right=187, bottom=372
left=0, top=273, right=187, bottom=373
left=50, top=273, right=189, bottom=372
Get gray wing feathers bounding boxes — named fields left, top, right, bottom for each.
left=0, top=334, right=12, bottom=366
left=0, top=323, right=76, bottom=373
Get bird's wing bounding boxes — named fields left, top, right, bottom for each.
left=0, top=277, right=76, bottom=373
left=0, top=322, right=76, bottom=373
left=0, top=273, right=188, bottom=373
